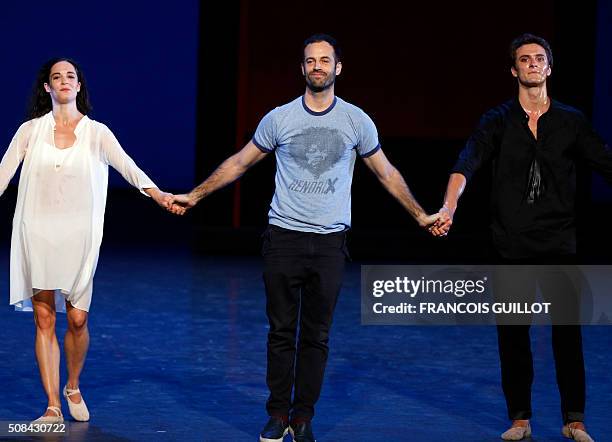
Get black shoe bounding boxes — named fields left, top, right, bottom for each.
left=289, top=421, right=316, bottom=442
left=260, top=416, right=289, bottom=442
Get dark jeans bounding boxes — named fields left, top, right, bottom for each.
left=495, top=254, right=585, bottom=423
left=262, top=224, right=348, bottom=419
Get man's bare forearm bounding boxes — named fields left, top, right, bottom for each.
left=442, top=173, right=467, bottom=214
left=380, top=167, right=427, bottom=224
left=189, top=154, right=247, bottom=203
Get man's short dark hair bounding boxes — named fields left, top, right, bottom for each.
left=509, top=33, right=553, bottom=68
left=302, top=33, right=342, bottom=64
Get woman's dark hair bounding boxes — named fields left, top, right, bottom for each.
left=27, top=57, right=92, bottom=119
left=302, top=33, right=342, bottom=64
left=509, top=33, right=553, bottom=68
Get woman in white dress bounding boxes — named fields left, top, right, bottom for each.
left=0, top=58, right=174, bottom=423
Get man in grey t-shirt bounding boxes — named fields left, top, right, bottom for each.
left=252, top=94, right=379, bottom=233
left=171, top=34, right=440, bottom=442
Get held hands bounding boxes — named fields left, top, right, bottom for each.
left=166, top=193, right=197, bottom=216
left=413, top=206, right=453, bottom=237
left=428, top=206, right=453, bottom=237
left=416, top=212, right=447, bottom=237
left=147, top=188, right=175, bottom=211
left=145, top=188, right=195, bottom=216
left=417, top=212, right=442, bottom=229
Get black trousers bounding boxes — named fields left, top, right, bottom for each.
left=497, top=324, right=585, bottom=423
left=262, top=224, right=348, bottom=419
left=495, top=255, right=586, bottom=423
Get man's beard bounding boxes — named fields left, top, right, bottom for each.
left=306, top=72, right=335, bottom=92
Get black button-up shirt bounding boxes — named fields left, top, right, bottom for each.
left=452, top=98, right=612, bottom=259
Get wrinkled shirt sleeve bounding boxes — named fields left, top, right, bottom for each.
left=575, top=113, right=612, bottom=184
left=99, top=125, right=156, bottom=195
left=451, top=109, right=504, bottom=181
left=252, top=108, right=278, bottom=153
left=0, top=121, right=32, bottom=196
left=355, top=110, right=380, bottom=158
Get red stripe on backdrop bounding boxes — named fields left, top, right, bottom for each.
left=232, top=0, right=250, bottom=228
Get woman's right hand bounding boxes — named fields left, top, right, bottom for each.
left=168, top=193, right=196, bottom=216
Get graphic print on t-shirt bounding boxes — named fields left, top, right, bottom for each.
left=293, top=127, right=344, bottom=179
left=287, top=126, right=344, bottom=195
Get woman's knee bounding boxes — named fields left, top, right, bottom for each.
left=67, top=310, right=88, bottom=332
left=33, top=306, right=56, bottom=332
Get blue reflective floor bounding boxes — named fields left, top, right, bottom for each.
left=0, top=245, right=610, bottom=441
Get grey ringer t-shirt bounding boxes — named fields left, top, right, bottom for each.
left=253, top=95, right=380, bottom=233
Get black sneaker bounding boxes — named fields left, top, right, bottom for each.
left=289, top=421, right=316, bottom=442
left=260, top=416, right=289, bottom=442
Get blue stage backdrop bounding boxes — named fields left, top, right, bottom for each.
left=0, top=1, right=198, bottom=191
left=592, top=0, right=612, bottom=202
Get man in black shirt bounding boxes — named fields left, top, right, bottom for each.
left=435, top=34, right=612, bottom=441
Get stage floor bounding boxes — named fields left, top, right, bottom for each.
left=0, top=245, right=610, bottom=441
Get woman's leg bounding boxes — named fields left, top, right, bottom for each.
left=64, top=301, right=89, bottom=403
left=32, top=290, right=61, bottom=415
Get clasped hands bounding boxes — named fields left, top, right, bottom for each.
left=147, top=188, right=196, bottom=216
left=427, top=206, right=453, bottom=237
left=415, top=206, right=454, bottom=238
